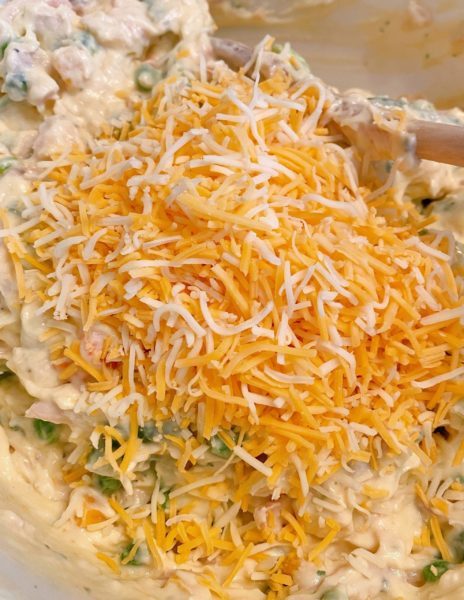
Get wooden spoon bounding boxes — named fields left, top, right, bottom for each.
left=410, top=120, right=464, bottom=168
left=211, top=37, right=464, bottom=168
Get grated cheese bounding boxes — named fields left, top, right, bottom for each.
left=4, top=54, right=464, bottom=592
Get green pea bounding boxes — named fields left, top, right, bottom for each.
left=33, top=419, right=58, bottom=443
left=210, top=434, right=233, bottom=459
left=0, top=157, right=15, bottom=176
left=120, top=542, right=142, bottom=566
left=95, top=474, right=122, bottom=496
left=4, top=72, right=28, bottom=101
left=423, top=559, right=449, bottom=582
left=135, top=64, right=162, bottom=92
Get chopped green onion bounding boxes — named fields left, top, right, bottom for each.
left=33, top=419, right=58, bottom=443
left=135, top=64, right=162, bottom=92
left=210, top=434, right=233, bottom=458
left=95, top=474, right=122, bottom=496
left=120, top=543, right=142, bottom=566
left=0, top=157, right=15, bottom=176
left=138, top=422, right=158, bottom=443
left=317, top=570, right=326, bottom=577
left=4, top=72, right=28, bottom=101
left=423, top=559, right=449, bottom=582
left=0, top=40, right=9, bottom=59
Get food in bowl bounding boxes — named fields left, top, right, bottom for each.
left=0, top=1, right=464, bottom=599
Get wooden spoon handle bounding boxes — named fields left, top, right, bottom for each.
left=409, top=119, right=464, bottom=167
left=211, top=38, right=464, bottom=168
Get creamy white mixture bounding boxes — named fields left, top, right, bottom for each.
left=0, top=2, right=463, bottom=600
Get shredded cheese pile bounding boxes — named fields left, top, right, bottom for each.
left=4, top=57, right=464, bottom=594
